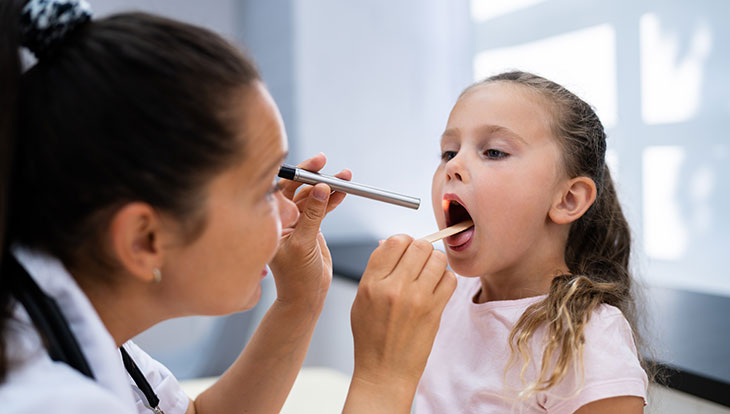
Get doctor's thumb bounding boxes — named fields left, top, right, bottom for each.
left=294, top=183, right=330, bottom=238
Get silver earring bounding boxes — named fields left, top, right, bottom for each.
left=152, top=268, right=162, bottom=283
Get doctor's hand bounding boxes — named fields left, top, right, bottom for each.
left=268, top=153, right=351, bottom=309
left=344, top=236, right=456, bottom=413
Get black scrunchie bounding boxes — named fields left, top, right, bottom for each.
left=20, top=0, right=92, bottom=57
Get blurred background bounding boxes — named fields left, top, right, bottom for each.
left=88, top=0, right=728, bottom=412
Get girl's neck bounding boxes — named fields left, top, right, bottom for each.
left=475, top=226, right=570, bottom=303
left=476, top=273, right=552, bottom=303
left=476, top=259, right=569, bottom=303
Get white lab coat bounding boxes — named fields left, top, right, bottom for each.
left=0, top=246, right=190, bottom=413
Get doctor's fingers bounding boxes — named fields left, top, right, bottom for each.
left=291, top=169, right=351, bottom=214
left=321, top=168, right=351, bottom=214
left=389, top=239, right=434, bottom=282
left=279, top=154, right=329, bottom=200
left=433, top=269, right=457, bottom=304
left=359, top=234, right=413, bottom=282
left=286, top=183, right=331, bottom=246
left=404, top=251, right=454, bottom=314
left=414, top=249, right=448, bottom=287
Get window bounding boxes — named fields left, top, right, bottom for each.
left=471, top=0, right=729, bottom=296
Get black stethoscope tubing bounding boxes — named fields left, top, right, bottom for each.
left=4, top=253, right=164, bottom=413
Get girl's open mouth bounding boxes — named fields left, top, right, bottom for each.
left=443, top=198, right=475, bottom=250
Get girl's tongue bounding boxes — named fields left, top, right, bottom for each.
left=446, top=226, right=474, bottom=247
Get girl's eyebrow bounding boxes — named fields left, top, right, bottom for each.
left=440, top=128, right=460, bottom=143
left=477, top=124, right=528, bottom=145
left=441, top=125, right=527, bottom=145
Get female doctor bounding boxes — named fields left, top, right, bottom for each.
left=0, top=0, right=456, bottom=412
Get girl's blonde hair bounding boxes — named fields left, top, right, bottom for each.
left=466, top=71, right=649, bottom=399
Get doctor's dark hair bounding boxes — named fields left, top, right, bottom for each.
left=0, top=1, right=260, bottom=380
left=463, top=71, right=649, bottom=398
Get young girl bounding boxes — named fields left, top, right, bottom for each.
left=416, top=71, right=648, bottom=413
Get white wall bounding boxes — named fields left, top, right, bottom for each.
left=247, top=0, right=474, bottom=374
left=469, top=0, right=730, bottom=297
left=292, top=0, right=472, bottom=241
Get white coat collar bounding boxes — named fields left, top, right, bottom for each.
left=12, top=245, right=137, bottom=410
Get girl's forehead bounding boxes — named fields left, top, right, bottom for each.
left=449, top=82, right=554, bottom=140
left=459, top=81, right=548, bottom=111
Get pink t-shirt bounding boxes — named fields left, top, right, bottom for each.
left=415, top=275, right=648, bottom=413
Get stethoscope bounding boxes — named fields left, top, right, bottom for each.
left=5, top=254, right=165, bottom=414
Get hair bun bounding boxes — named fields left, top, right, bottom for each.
left=20, top=0, right=93, bottom=57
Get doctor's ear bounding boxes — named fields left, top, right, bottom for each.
left=108, top=202, right=168, bottom=283
left=549, top=176, right=597, bottom=225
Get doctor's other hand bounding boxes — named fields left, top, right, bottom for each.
left=345, top=235, right=456, bottom=413
left=268, top=153, right=351, bottom=309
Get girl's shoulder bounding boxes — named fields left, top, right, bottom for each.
left=590, top=302, right=626, bottom=319
left=539, top=304, right=648, bottom=412
left=584, top=303, right=636, bottom=346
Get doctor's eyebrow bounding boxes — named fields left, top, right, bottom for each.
left=257, top=151, right=289, bottom=182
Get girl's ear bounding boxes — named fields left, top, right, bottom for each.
left=107, top=202, right=167, bottom=283
left=549, top=176, right=597, bottom=225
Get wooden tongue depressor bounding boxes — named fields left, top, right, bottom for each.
left=421, top=220, right=474, bottom=243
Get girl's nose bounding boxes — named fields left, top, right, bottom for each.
left=277, top=191, right=299, bottom=229
left=445, top=153, right=469, bottom=183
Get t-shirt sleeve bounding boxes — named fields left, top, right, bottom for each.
left=122, top=341, right=192, bottom=414
left=539, top=306, right=648, bottom=414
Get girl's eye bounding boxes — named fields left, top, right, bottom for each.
left=484, top=149, right=508, bottom=160
left=441, top=150, right=457, bottom=161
